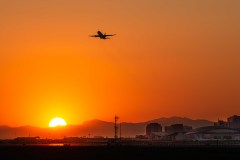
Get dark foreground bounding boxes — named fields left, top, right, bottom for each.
left=1, top=146, right=240, bottom=160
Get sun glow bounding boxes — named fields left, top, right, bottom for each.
left=49, top=117, right=67, bottom=128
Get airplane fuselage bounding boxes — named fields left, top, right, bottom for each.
left=97, top=31, right=107, bottom=39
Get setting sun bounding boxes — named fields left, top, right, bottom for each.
left=49, top=117, right=67, bottom=128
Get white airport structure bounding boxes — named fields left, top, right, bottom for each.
left=143, top=115, right=240, bottom=141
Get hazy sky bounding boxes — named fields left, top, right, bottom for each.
left=0, top=0, right=240, bottom=127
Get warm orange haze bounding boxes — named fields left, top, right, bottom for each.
left=0, top=0, right=240, bottom=128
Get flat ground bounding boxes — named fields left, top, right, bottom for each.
left=0, top=146, right=239, bottom=160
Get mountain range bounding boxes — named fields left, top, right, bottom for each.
left=0, top=117, right=213, bottom=139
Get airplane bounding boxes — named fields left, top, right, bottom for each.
left=89, top=31, right=116, bottom=39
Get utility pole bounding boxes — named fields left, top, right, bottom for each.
left=119, top=121, right=122, bottom=140
left=114, top=115, right=119, bottom=141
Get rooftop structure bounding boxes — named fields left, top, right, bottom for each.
left=228, top=115, right=240, bottom=129
left=165, top=124, right=192, bottom=133
left=214, top=115, right=240, bottom=129
left=186, top=126, right=240, bottom=141
left=146, top=123, right=162, bottom=138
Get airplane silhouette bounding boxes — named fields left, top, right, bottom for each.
left=90, top=31, right=116, bottom=39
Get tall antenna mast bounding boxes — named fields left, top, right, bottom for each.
left=114, top=115, right=119, bottom=140
left=119, top=121, right=122, bottom=140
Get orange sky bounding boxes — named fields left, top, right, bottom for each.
left=0, top=0, right=240, bottom=127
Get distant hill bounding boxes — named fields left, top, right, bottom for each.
left=120, top=117, right=213, bottom=137
left=0, top=117, right=213, bottom=139
left=147, top=117, right=213, bottom=129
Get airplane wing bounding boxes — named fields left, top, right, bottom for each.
left=105, top=34, right=116, bottom=37
left=89, top=35, right=100, bottom=37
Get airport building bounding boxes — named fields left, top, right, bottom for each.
left=214, top=115, right=240, bottom=129
left=228, top=115, right=240, bottom=129
left=145, top=123, right=192, bottom=141
left=214, top=120, right=228, bottom=127
left=150, top=132, right=186, bottom=141
left=165, top=124, right=192, bottom=133
left=146, top=123, right=162, bottom=139
left=186, top=126, right=240, bottom=141
left=148, top=126, right=240, bottom=141
left=143, top=115, right=240, bottom=141
left=13, top=136, right=40, bottom=144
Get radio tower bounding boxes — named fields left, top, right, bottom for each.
left=114, top=115, right=119, bottom=140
